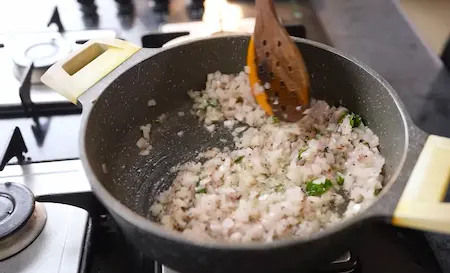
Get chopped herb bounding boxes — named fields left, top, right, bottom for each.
left=234, top=156, right=244, bottom=163
left=196, top=188, right=207, bottom=194
left=153, top=119, right=161, bottom=123
left=272, top=116, right=280, bottom=124
left=336, top=175, right=345, bottom=186
left=207, top=99, right=218, bottom=107
left=236, top=97, right=244, bottom=103
left=306, top=179, right=333, bottom=196
left=274, top=184, right=285, bottom=193
left=374, top=189, right=382, bottom=196
left=348, top=113, right=362, bottom=128
left=298, top=147, right=308, bottom=159
left=338, top=112, right=348, bottom=124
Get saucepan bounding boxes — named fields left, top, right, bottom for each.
left=40, top=35, right=450, bottom=273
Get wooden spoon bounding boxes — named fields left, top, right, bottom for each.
left=247, top=0, right=310, bottom=122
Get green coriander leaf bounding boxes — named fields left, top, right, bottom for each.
left=298, top=147, right=308, bottom=160
left=234, top=156, right=244, bottom=163
left=274, top=184, right=285, bottom=193
left=272, top=116, right=280, bottom=124
left=336, top=175, right=345, bottom=186
left=338, top=112, right=348, bottom=124
left=207, top=99, right=218, bottom=107
left=306, top=179, right=333, bottom=196
left=348, top=113, right=362, bottom=128
left=196, top=188, right=207, bottom=194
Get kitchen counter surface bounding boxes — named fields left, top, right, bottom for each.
left=310, top=0, right=450, bottom=271
left=311, top=0, right=450, bottom=138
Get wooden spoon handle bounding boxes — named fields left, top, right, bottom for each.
left=255, top=0, right=278, bottom=23
left=253, top=0, right=310, bottom=122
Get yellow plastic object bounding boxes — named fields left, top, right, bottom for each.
left=246, top=36, right=273, bottom=116
left=41, top=38, right=140, bottom=104
left=393, top=135, right=450, bottom=233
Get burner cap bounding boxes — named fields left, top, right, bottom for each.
left=12, top=37, right=71, bottom=69
left=0, top=182, right=35, bottom=240
left=0, top=202, right=46, bottom=261
left=11, top=36, right=72, bottom=84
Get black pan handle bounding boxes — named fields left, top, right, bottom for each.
left=141, top=32, right=190, bottom=48
left=35, top=190, right=107, bottom=217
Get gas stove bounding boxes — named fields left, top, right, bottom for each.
left=0, top=1, right=446, bottom=273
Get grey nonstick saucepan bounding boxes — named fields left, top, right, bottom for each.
left=40, top=35, right=450, bottom=273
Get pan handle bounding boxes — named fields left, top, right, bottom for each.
left=392, top=135, right=450, bottom=233
left=41, top=38, right=140, bottom=104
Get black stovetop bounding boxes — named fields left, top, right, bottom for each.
left=86, top=210, right=443, bottom=273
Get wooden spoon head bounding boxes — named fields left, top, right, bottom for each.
left=252, top=0, right=310, bottom=122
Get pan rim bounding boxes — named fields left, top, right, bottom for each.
left=80, top=34, right=410, bottom=250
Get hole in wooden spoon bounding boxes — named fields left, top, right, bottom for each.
left=263, top=40, right=267, bottom=46
left=281, top=105, right=286, bottom=111
left=265, top=52, right=270, bottom=58
left=258, top=65, right=264, bottom=74
left=276, top=61, right=280, bottom=67
left=280, top=81, right=285, bottom=87
left=277, top=41, right=282, bottom=47
left=288, top=66, right=292, bottom=72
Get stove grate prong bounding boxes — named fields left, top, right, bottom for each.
left=47, top=7, right=65, bottom=33
left=0, top=127, right=28, bottom=171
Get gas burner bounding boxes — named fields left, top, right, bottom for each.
left=0, top=182, right=46, bottom=261
left=0, top=203, right=46, bottom=261
left=12, top=37, right=72, bottom=84
left=0, top=183, right=34, bottom=239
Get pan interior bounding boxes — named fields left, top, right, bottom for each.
left=84, top=36, right=408, bottom=221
